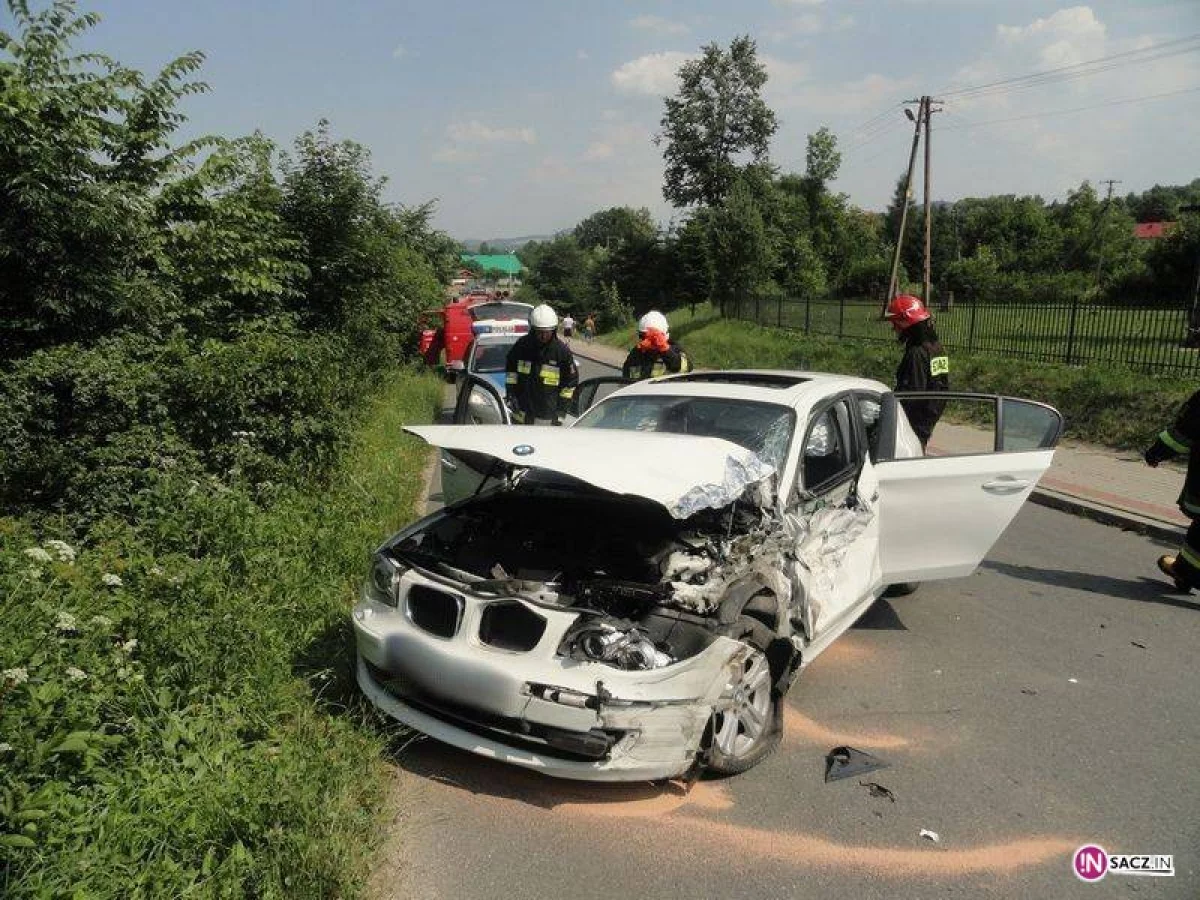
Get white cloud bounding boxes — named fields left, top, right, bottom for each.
left=583, top=142, right=615, bottom=161
left=434, top=120, right=536, bottom=165
left=784, top=14, right=823, bottom=36
left=629, top=14, right=689, bottom=36
left=392, top=43, right=407, bottom=60
left=611, top=51, right=693, bottom=96
left=446, top=120, right=536, bottom=145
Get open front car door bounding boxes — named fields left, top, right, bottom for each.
left=875, top=393, right=1063, bottom=585
left=569, top=376, right=636, bottom=420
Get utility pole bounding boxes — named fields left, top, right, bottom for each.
left=922, top=98, right=942, bottom=306
left=884, top=97, right=926, bottom=315
left=1181, top=203, right=1200, bottom=344
left=1093, top=178, right=1122, bottom=291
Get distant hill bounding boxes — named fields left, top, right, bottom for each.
left=458, top=232, right=567, bottom=252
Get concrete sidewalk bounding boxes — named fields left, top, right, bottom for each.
left=568, top=338, right=1189, bottom=544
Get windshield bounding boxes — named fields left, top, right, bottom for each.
left=470, top=302, right=532, bottom=322
left=470, top=340, right=515, bottom=373
left=573, top=395, right=794, bottom=471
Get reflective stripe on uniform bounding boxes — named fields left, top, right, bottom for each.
left=1181, top=544, right=1200, bottom=569
left=930, top=356, right=949, bottom=377
left=517, top=360, right=532, bottom=374
left=1160, top=428, right=1191, bottom=453
left=541, top=370, right=560, bottom=385
left=1182, top=496, right=1200, bottom=515
left=651, top=362, right=666, bottom=377
left=559, top=387, right=575, bottom=399
left=505, top=372, right=518, bottom=384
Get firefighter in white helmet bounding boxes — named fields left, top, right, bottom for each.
left=621, top=310, right=693, bottom=381
left=505, top=303, right=578, bottom=424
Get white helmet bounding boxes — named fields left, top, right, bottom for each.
left=530, top=304, right=558, bottom=330
left=637, top=310, right=669, bottom=335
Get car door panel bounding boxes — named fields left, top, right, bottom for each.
left=569, top=376, right=636, bottom=419
left=445, top=374, right=511, bottom=502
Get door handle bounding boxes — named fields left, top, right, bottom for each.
left=982, top=477, right=1030, bottom=495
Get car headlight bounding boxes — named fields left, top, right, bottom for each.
left=560, top=619, right=672, bottom=670
left=466, top=386, right=503, bottom=423
left=363, top=553, right=405, bottom=608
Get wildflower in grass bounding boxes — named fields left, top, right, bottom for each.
left=2, top=668, right=29, bottom=686
left=101, top=573, right=123, bottom=588
left=148, top=565, right=164, bottom=577
left=0, top=743, right=12, bottom=753
left=55, top=611, right=78, bottom=634
left=44, top=540, right=76, bottom=562
left=90, top=615, right=114, bottom=629
left=25, top=566, right=43, bottom=580
left=65, top=667, right=87, bottom=682
left=120, top=639, right=138, bottom=654
left=23, top=547, right=52, bottom=564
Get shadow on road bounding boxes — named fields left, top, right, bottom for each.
left=981, top=560, right=1200, bottom=611
left=388, top=736, right=697, bottom=811
left=852, top=598, right=908, bottom=630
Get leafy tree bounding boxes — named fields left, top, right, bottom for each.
left=0, top=0, right=209, bottom=354
left=657, top=35, right=777, bottom=207
left=804, top=126, right=841, bottom=192
left=522, top=234, right=593, bottom=314
left=707, top=175, right=774, bottom=313
left=574, top=206, right=656, bottom=251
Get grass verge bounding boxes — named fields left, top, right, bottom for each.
left=0, top=367, right=443, bottom=899
left=601, top=303, right=1191, bottom=451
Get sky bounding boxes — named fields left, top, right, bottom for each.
left=7, top=0, right=1199, bottom=239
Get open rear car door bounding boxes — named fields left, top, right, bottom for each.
left=875, top=392, right=1063, bottom=584
left=569, top=376, right=636, bottom=420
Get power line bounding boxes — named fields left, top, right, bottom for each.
left=939, top=85, right=1200, bottom=130
left=936, top=33, right=1200, bottom=100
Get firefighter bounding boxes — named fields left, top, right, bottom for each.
left=1144, top=388, right=1200, bottom=591
left=505, top=303, right=578, bottom=425
left=622, top=310, right=693, bottom=381
left=885, top=294, right=949, bottom=451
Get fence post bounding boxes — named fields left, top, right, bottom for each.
left=1065, top=296, right=1079, bottom=366
left=838, top=294, right=845, bottom=338
left=804, top=293, right=811, bottom=334
left=968, top=297, right=977, bottom=353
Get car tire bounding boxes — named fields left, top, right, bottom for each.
left=883, top=582, right=919, bottom=597
left=706, top=615, right=783, bottom=776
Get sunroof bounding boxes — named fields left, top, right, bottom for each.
left=667, top=372, right=810, bottom=389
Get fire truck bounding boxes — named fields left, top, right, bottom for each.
left=418, top=292, right=533, bottom=379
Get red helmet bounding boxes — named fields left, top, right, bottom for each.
left=884, top=294, right=930, bottom=329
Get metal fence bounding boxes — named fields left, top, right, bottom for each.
left=727, top=295, right=1200, bottom=377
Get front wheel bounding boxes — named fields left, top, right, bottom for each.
left=706, top=616, right=783, bottom=776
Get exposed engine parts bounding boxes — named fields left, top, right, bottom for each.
left=565, top=620, right=672, bottom=670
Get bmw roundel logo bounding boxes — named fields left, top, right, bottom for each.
left=512, top=444, right=535, bottom=456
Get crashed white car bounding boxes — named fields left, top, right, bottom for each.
left=353, top=371, right=1061, bottom=781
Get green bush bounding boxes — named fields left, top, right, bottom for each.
left=0, top=369, right=444, bottom=899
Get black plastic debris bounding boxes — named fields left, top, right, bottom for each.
left=825, top=745, right=888, bottom=782
left=860, top=780, right=896, bottom=802
left=1020, top=688, right=1038, bottom=696
left=1131, top=641, right=1146, bottom=649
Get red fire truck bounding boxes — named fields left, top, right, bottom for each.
left=418, top=293, right=532, bottom=379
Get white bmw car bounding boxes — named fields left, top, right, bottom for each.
left=352, top=370, right=1061, bottom=781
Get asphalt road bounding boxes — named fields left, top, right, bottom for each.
left=372, top=356, right=1200, bottom=899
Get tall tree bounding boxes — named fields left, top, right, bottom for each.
left=803, top=126, right=841, bottom=192
left=657, top=35, right=777, bottom=208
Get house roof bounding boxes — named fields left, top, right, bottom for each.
left=461, top=253, right=523, bottom=275
left=1133, top=222, right=1176, bottom=239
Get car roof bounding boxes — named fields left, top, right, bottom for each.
left=472, top=332, right=522, bottom=346
left=609, top=369, right=890, bottom=409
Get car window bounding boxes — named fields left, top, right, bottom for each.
left=470, top=342, right=513, bottom=373
left=801, top=401, right=855, bottom=492
left=573, top=395, right=794, bottom=472
left=469, top=302, right=531, bottom=322
left=855, top=392, right=883, bottom=461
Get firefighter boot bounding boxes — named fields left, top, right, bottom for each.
left=1157, top=555, right=1193, bottom=593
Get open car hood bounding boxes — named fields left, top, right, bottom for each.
left=406, top=424, right=776, bottom=519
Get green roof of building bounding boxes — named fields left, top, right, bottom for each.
left=461, top=253, right=523, bottom=275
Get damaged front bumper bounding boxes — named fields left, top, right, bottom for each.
left=352, top=572, right=752, bottom=782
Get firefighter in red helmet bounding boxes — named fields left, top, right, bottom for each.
left=885, top=294, right=949, bottom=451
